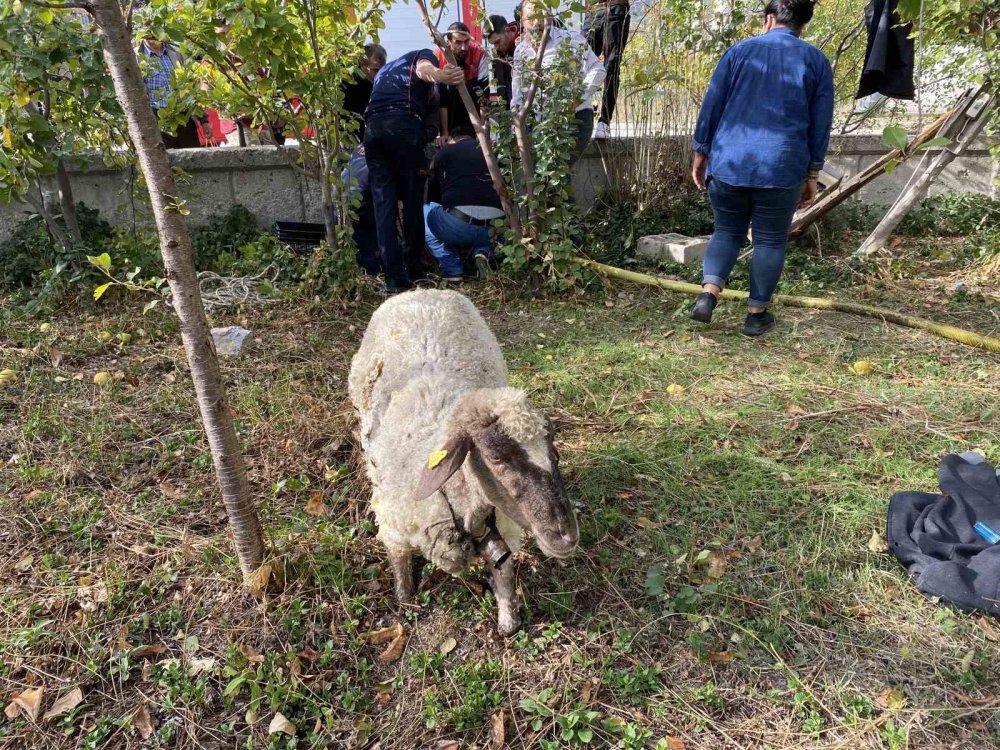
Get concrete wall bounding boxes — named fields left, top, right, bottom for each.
left=2, top=134, right=997, bottom=243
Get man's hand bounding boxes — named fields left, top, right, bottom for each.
left=691, top=152, right=708, bottom=191
left=798, top=178, right=818, bottom=209
left=435, top=64, right=465, bottom=86
left=435, top=133, right=449, bottom=147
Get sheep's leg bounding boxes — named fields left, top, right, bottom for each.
left=489, top=562, right=520, bottom=636
left=385, top=544, right=414, bottom=602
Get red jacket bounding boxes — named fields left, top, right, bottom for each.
left=434, top=43, right=488, bottom=83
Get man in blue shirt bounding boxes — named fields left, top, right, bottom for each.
left=689, top=0, right=833, bottom=336
left=364, top=50, right=464, bottom=295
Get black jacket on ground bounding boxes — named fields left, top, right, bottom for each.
left=888, top=453, right=1000, bottom=616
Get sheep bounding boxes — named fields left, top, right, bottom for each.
left=348, top=289, right=579, bottom=635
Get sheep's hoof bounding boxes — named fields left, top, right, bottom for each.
left=497, top=612, right=521, bottom=637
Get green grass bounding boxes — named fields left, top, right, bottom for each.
left=0, top=237, right=998, bottom=749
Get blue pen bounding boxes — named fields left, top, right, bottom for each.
left=973, top=521, right=1000, bottom=545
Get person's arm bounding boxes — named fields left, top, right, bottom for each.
left=510, top=46, right=525, bottom=112
left=691, top=49, right=733, bottom=189
left=416, top=58, right=464, bottom=86
left=807, top=56, right=835, bottom=175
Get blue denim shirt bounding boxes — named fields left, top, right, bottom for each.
left=692, top=28, right=834, bottom=190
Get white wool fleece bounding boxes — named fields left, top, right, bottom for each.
left=348, top=290, right=528, bottom=572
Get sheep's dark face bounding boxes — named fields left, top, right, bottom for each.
left=471, top=420, right=579, bottom=559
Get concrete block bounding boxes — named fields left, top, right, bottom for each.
left=636, top=233, right=709, bottom=264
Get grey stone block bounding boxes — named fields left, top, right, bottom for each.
left=211, top=326, right=253, bottom=356
left=636, top=233, right=709, bottom=264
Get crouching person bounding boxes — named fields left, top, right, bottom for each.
left=424, top=126, right=504, bottom=281
left=342, top=144, right=380, bottom=275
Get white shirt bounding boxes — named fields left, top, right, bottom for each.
left=511, top=27, right=606, bottom=114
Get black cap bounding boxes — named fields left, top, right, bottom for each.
left=446, top=21, right=471, bottom=37
left=485, top=14, right=508, bottom=34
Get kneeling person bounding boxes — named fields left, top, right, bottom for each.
left=424, top=127, right=504, bottom=280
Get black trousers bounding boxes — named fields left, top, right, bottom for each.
left=363, top=115, right=428, bottom=286
left=584, top=3, right=631, bottom=125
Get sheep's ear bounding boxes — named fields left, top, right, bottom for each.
left=415, top=434, right=472, bottom=501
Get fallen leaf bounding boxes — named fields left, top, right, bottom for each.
left=666, top=383, right=686, bottom=396
left=427, top=450, right=448, bottom=469
left=361, top=623, right=403, bottom=645
left=491, top=710, right=506, bottom=749
left=664, top=738, right=686, bottom=750
left=162, top=372, right=176, bottom=384
left=868, top=529, right=888, bottom=554
left=14, top=555, right=33, bottom=572
left=187, top=658, right=215, bottom=677
left=379, top=632, right=408, bottom=663
left=23, top=490, right=42, bottom=503
left=707, top=651, right=734, bottom=666
left=158, top=480, right=184, bottom=498
left=876, top=687, right=907, bottom=710
left=49, top=348, right=62, bottom=368
left=745, top=535, right=762, bottom=553
left=268, top=712, right=297, bottom=736
left=705, top=551, right=727, bottom=580
left=93, top=371, right=112, bottom=386
left=6, top=687, right=43, bottom=721
left=239, top=643, right=265, bottom=663
left=44, top=688, right=83, bottom=721
left=245, top=563, right=272, bottom=597
left=439, top=637, right=458, bottom=654
left=977, top=616, right=999, bottom=643
left=134, top=702, right=155, bottom=739
left=0, top=369, right=17, bottom=385
left=435, top=742, right=460, bottom=750
left=784, top=403, right=807, bottom=417
left=131, top=643, right=167, bottom=659
left=304, top=491, right=328, bottom=517
left=635, top=516, right=663, bottom=530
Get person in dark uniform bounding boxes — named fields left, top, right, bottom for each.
left=342, top=43, right=387, bottom=142
left=364, top=50, right=464, bottom=294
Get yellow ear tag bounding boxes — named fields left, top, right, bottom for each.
left=427, top=450, right=448, bottom=469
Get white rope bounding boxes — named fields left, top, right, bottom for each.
left=196, top=265, right=282, bottom=310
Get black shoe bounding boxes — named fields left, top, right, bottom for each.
left=742, top=310, right=775, bottom=337
left=690, top=292, right=718, bottom=323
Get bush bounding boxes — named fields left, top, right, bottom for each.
left=900, top=193, right=1000, bottom=237
left=190, top=204, right=267, bottom=271
left=0, top=204, right=112, bottom=290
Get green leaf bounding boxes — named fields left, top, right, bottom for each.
left=224, top=675, right=247, bottom=697
left=884, top=158, right=900, bottom=175
left=882, top=126, right=908, bottom=151
left=87, top=252, right=112, bottom=272
left=142, top=299, right=160, bottom=314
left=93, top=282, right=111, bottom=301
left=917, top=136, right=952, bottom=150
left=577, top=728, right=594, bottom=743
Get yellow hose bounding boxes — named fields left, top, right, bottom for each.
left=581, top=259, right=1000, bottom=354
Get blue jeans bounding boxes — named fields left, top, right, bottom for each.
left=424, top=203, right=494, bottom=278
left=703, top=178, right=801, bottom=308
left=364, top=115, right=427, bottom=286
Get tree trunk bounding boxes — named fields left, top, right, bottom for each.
left=89, top=0, right=265, bottom=578
left=55, top=159, right=82, bottom=244
left=24, top=189, right=72, bottom=253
